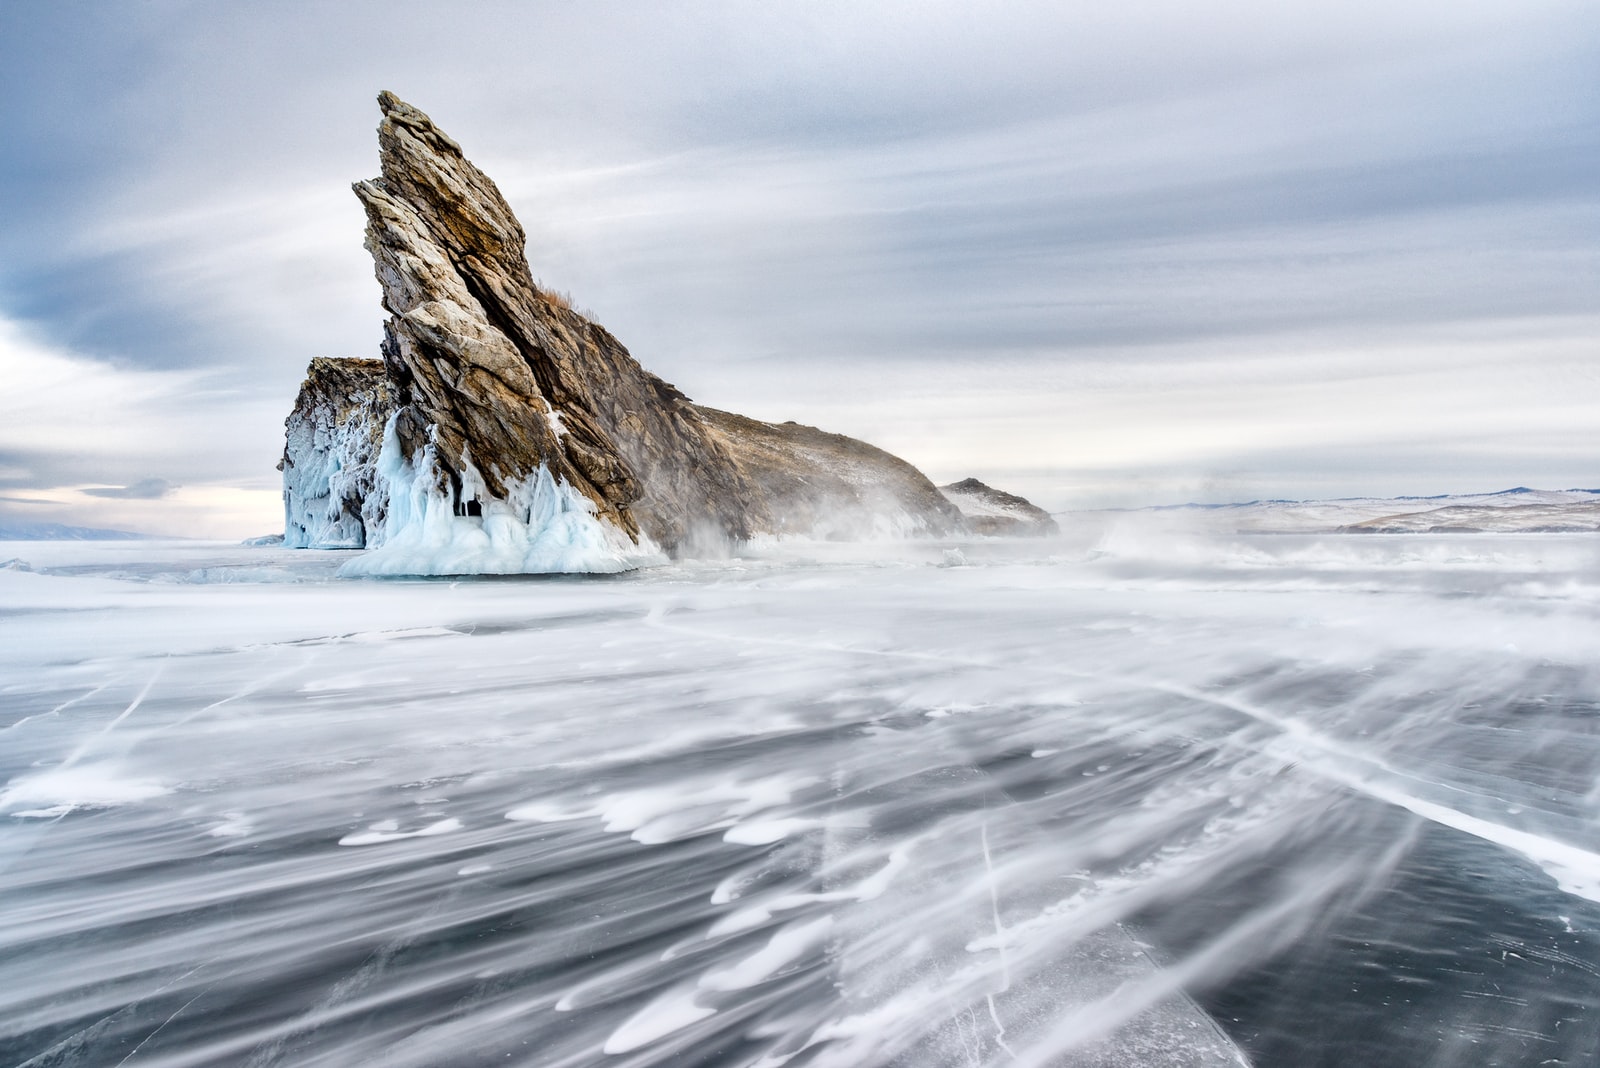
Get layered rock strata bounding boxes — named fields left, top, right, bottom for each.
left=283, top=93, right=983, bottom=573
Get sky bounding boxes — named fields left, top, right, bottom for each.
left=0, top=0, right=1595, bottom=538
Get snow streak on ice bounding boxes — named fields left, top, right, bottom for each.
left=2, top=519, right=1599, bottom=1066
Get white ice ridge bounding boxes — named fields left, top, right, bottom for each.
left=341, top=417, right=663, bottom=577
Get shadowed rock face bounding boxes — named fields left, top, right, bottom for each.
left=284, top=93, right=973, bottom=565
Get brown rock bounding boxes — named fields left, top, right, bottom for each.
left=353, top=91, right=772, bottom=549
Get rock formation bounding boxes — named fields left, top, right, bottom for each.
left=938, top=478, right=1060, bottom=536
left=283, top=93, right=1055, bottom=573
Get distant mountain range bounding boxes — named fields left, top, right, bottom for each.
left=1107, top=487, right=1600, bottom=534
left=0, top=522, right=153, bottom=541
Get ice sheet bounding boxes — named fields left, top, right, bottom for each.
left=3, top=527, right=1599, bottom=1066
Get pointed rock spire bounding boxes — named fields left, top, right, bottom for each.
left=352, top=91, right=774, bottom=549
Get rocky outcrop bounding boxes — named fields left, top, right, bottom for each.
left=280, top=357, right=393, bottom=548
left=938, top=478, right=1059, bottom=536
left=351, top=92, right=772, bottom=551
left=283, top=94, right=984, bottom=573
left=699, top=409, right=963, bottom=540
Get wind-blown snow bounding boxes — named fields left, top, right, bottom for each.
left=340, top=418, right=662, bottom=577
left=0, top=764, right=170, bottom=817
left=940, top=487, right=1027, bottom=520
left=3, top=521, right=1599, bottom=1066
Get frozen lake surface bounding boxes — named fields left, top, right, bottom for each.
left=3, top=523, right=1599, bottom=1066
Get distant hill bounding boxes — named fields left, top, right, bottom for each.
left=1086, top=488, right=1600, bottom=534
left=937, top=478, right=1059, bottom=536
left=0, top=522, right=154, bottom=541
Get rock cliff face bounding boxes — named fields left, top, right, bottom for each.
left=282, top=93, right=984, bottom=573
left=350, top=92, right=774, bottom=561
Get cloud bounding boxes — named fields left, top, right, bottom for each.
left=0, top=315, right=286, bottom=535
left=81, top=478, right=178, bottom=499
left=0, top=318, right=203, bottom=466
left=0, top=0, right=1595, bottom=534
left=7, top=3, right=1595, bottom=374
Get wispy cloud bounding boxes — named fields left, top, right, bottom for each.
left=81, top=478, right=179, bottom=500
left=0, top=315, right=283, bottom=535
left=0, top=0, right=1595, bottom=532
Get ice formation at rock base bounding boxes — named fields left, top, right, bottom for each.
left=338, top=416, right=661, bottom=577
left=280, top=358, right=392, bottom=549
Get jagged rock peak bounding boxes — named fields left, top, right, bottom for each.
left=352, top=92, right=643, bottom=539
left=377, top=90, right=461, bottom=155
left=371, top=90, right=529, bottom=287
left=350, top=92, right=781, bottom=557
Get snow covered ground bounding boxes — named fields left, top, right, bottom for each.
left=3, top=522, right=1599, bottom=1066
